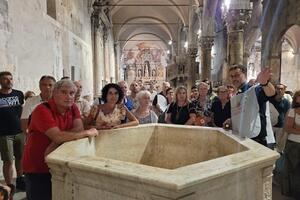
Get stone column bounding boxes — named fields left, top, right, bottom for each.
left=225, top=9, right=251, bottom=66
left=91, top=13, right=104, bottom=96
left=199, top=36, right=214, bottom=80
left=108, top=29, right=116, bottom=83
left=103, top=26, right=110, bottom=83
left=265, top=54, right=281, bottom=83
left=114, top=42, right=121, bottom=81
left=187, top=48, right=198, bottom=92
left=92, top=0, right=111, bottom=93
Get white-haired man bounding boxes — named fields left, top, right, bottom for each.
left=22, top=79, right=98, bottom=200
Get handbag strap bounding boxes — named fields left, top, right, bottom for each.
left=293, top=109, right=296, bottom=126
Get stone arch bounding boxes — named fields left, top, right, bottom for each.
left=111, top=0, right=187, bottom=26
left=280, top=24, right=300, bottom=90
left=123, top=32, right=168, bottom=48
left=116, top=16, right=173, bottom=41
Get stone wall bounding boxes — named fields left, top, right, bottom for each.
left=261, top=0, right=300, bottom=85
left=0, top=0, right=94, bottom=96
left=281, top=40, right=300, bottom=92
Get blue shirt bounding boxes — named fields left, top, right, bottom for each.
left=124, top=97, right=133, bottom=111
left=269, top=97, right=291, bottom=127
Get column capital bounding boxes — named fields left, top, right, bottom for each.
left=92, top=0, right=112, bottom=26
left=199, top=36, right=214, bottom=50
left=225, top=9, right=251, bottom=32
left=93, top=0, right=110, bottom=10
left=187, top=48, right=198, bottom=58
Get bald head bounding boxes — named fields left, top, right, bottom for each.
left=118, top=81, right=128, bottom=95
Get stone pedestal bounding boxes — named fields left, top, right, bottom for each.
left=47, top=124, right=279, bottom=200
left=199, top=36, right=214, bottom=80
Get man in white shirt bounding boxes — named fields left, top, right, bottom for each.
left=148, top=83, right=157, bottom=103
left=21, top=75, right=56, bottom=134
left=152, top=81, right=170, bottom=114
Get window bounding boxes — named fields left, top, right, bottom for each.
left=46, top=0, right=56, bottom=19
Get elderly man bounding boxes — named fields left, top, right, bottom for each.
left=0, top=71, right=25, bottom=193
left=22, top=79, right=98, bottom=200
left=152, top=81, right=170, bottom=114
left=118, top=80, right=134, bottom=110
left=74, top=81, right=91, bottom=118
left=228, top=65, right=275, bottom=146
left=21, top=75, right=56, bottom=134
left=128, top=81, right=140, bottom=109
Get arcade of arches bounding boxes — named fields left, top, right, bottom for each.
left=1, top=0, right=300, bottom=96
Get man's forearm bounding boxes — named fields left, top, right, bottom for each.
left=51, top=130, right=89, bottom=144
left=262, top=81, right=275, bottom=97
left=21, top=119, right=28, bottom=134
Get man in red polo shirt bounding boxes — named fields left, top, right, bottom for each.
left=22, top=79, right=98, bottom=200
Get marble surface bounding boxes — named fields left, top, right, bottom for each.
left=46, top=124, right=279, bottom=200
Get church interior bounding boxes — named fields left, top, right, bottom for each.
left=1, top=0, right=300, bottom=96
left=1, top=0, right=300, bottom=199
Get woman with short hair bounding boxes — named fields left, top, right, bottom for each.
left=133, top=90, right=158, bottom=124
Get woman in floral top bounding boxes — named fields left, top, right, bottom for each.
left=190, top=82, right=213, bottom=126
left=86, top=83, right=138, bottom=129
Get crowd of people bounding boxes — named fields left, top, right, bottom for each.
left=0, top=63, right=299, bottom=199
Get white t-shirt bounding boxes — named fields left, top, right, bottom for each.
left=157, top=94, right=168, bottom=112
left=21, top=95, right=43, bottom=119
left=149, top=91, right=157, bottom=102
left=287, top=108, right=300, bottom=143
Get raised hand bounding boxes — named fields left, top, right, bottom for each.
left=256, top=67, right=272, bottom=85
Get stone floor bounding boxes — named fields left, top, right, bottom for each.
left=0, top=160, right=295, bottom=200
